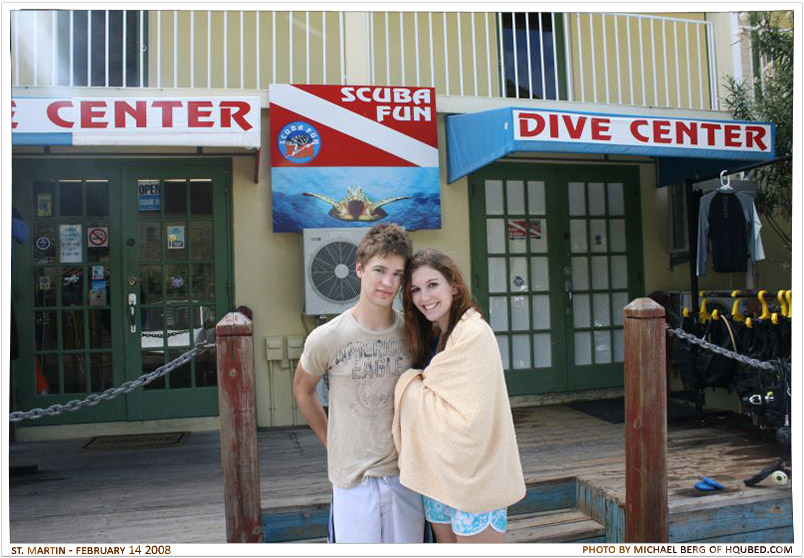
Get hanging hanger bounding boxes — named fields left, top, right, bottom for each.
left=785, top=290, right=791, bottom=318
left=718, top=170, right=734, bottom=192
left=758, top=290, right=771, bottom=320
left=777, top=290, right=788, bottom=318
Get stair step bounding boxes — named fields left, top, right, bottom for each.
left=507, top=508, right=606, bottom=543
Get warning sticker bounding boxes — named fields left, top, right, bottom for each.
left=87, top=226, right=109, bottom=248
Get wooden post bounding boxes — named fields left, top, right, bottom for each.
left=216, top=311, right=263, bottom=543
left=624, top=298, right=668, bottom=542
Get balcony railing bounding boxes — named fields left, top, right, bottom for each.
left=11, top=10, right=718, bottom=110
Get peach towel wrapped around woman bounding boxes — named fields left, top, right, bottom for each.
left=392, top=309, right=526, bottom=513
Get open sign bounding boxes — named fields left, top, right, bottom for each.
left=138, top=181, right=161, bottom=211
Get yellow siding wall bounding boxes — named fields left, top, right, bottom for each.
left=368, top=12, right=501, bottom=96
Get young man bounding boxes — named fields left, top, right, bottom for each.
left=293, top=223, right=424, bottom=543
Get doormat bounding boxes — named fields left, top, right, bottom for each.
left=83, top=431, right=190, bottom=451
left=566, top=398, right=625, bottom=424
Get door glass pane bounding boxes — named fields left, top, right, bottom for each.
left=591, top=256, right=609, bottom=289
left=90, top=353, right=113, bottom=392
left=33, top=224, right=57, bottom=264
left=573, top=294, right=590, bottom=328
left=166, top=222, right=188, bottom=261
left=496, top=335, right=510, bottom=369
left=571, top=257, right=589, bottom=290
left=34, top=267, right=58, bottom=306
left=486, top=219, right=505, bottom=253
left=506, top=180, right=525, bottom=214
left=88, top=310, right=112, bottom=349
left=612, top=292, right=629, bottom=326
left=485, top=180, right=504, bottom=215
left=39, top=354, right=60, bottom=394
left=593, top=293, right=611, bottom=327
left=142, top=351, right=166, bottom=389
left=62, top=310, right=85, bottom=350
left=61, top=266, right=84, bottom=305
left=168, top=349, right=192, bottom=388
left=611, top=256, right=628, bottom=289
left=568, top=182, right=585, bottom=216
left=166, top=307, right=191, bottom=347
left=139, top=223, right=162, bottom=261
left=34, top=311, right=58, bottom=351
left=608, top=183, right=625, bottom=216
left=528, top=181, right=546, bottom=215
left=589, top=219, right=607, bottom=253
left=511, top=296, right=529, bottom=330
left=190, top=222, right=215, bottom=260
left=141, top=308, right=165, bottom=349
left=195, top=350, right=217, bottom=387
left=164, top=180, right=187, bottom=216
left=509, top=257, right=528, bottom=292
left=60, top=180, right=83, bottom=216
left=63, top=354, right=87, bottom=393
left=530, top=257, right=549, bottom=291
left=140, top=265, right=164, bottom=305
left=533, top=333, right=552, bottom=368
left=192, top=263, right=215, bottom=301
left=574, top=332, right=592, bottom=365
left=529, top=218, right=548, bottom=253
left=488, top=258, right=507, bottom=293
left=594, top=330, right=612, bottom=363
left=190, top=180, right=214, bottom=215
left=512, top=334, right=531, bottom=369
left=508, top=220, right=527, bottom=254
left=531, top=295, right=550, bottom=329
left=489, top=296, right=508, bottom=331
left=588, top=182, right=605, bottom=216
left=195, top=305, right=216, bottom=339
left=570, top=220, right=588, bottom=252
left=613, top=329, right=625, bottom=362
left=165, top=264, right=189, bottom=302
left=86, top=180, right=109, bottom=216
left=610, top=219, right=626, bottom=252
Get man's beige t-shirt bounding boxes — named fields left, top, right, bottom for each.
left=300, top=309, right=411, bottom=489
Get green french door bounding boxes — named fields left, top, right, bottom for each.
left=469, top=163, right=644, bottom=396
left=11, top=159, right=232, bottom=425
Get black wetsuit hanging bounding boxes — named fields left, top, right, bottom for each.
left=709, top=193, right=748, bottom=272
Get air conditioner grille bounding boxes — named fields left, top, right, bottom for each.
left=310, top=241, right=360, bottom=302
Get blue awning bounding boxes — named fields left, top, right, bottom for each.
left=445, top=107, right=775, bottom=186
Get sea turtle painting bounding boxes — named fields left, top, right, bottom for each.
left=303, top=186, right=412, bottom=222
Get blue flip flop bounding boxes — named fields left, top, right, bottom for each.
left=695, top=481, right=717, bottom=491
left=702, top=476, right=724, bottom=489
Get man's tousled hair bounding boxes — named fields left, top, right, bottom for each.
left=356, top=223, right=413, bottom=266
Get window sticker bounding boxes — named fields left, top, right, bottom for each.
left=59, top=224, right=82, bottom=263
left=37, top=193, right=52, bottom=217
left=138, top=180, right=161, bottom=212
left=167, top=225, right=185, bottom=249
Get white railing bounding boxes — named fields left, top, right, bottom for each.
left=11, top=10, right=346, bottom=90
left=365, top=11, right=718, bottom=110
left=11, top=10, right=717, bottom=110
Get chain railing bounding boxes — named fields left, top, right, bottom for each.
left=665, top=324, right=778, bottom=371
left=9, top=341, right=215, bottom=423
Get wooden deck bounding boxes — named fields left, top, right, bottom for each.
left=9, top=403, right=792, bottom=543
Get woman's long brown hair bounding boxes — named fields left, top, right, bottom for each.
left=402, top=249, right=482, bottom=368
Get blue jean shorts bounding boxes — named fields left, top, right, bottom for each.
left=423, top=496, right=507, bottom=536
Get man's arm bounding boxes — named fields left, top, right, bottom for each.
left=292, top=363, right=328, bottom=448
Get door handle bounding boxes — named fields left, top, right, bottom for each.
left=128, top=293, right=137, bottom=333
left=565, top=279, right=573, bottom=306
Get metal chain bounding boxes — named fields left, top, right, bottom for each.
left=9, top=342, right=216, bottom=423
left=141, top=329, right=191, bottom=339
left=665, top=325, right=776, bottom=371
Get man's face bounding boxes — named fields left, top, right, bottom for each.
left=355, top=253, right=406, bottom=309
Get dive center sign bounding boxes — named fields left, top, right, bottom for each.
left=11, top=97, right=260, bottom=148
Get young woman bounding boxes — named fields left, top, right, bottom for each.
left=392, top=249, right=526, bottom=543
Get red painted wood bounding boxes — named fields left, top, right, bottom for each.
left=216, top=312, right=263, bottom=543
left=624, top=298, right=668, bottom=542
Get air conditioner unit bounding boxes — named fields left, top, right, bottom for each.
left=302, top=228, right=368, bottom=315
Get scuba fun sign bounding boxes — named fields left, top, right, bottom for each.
left=269, top=84, right=440, bottom=232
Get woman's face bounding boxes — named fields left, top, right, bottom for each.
left=409, top=265, right=457, bottom=332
